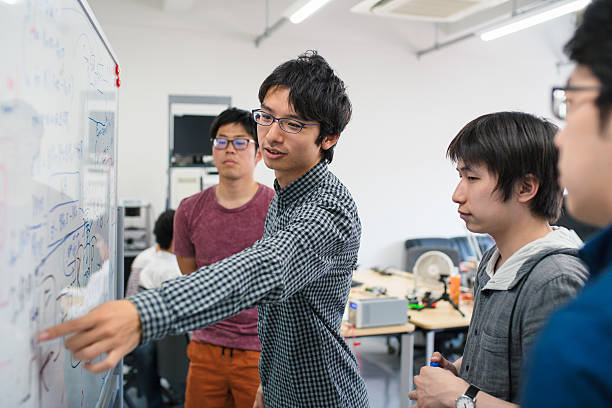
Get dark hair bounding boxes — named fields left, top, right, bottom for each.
left=565, top=0, right=612, bottom=124
left=209, top=107, right=258, bottom=149
left=447, top=112, right=562, bottom=222
left=258, top=50, right=351, bottom=163
left=154, top=209, right=175, bottom=250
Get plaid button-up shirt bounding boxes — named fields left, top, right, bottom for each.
left=130, top=161, right=370, bottom=407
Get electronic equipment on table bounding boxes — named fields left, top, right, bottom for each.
left=120, top=199, right=153, bottom=257
left=412, top=251, right=464, bottom=317
left=347, top=297, right=408, bottom=328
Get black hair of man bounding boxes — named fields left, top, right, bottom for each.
left=564, top=0, right=612, bottom=124
left=258, top=50, right=351, bottom=164
left=154, top=209, right=175, bottom=250
left=447, top=111, right=562, bottom=222
left=209, top=107, right=259, bottom=149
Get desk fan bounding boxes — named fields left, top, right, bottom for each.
left=412, top=250, right=465, bottom=317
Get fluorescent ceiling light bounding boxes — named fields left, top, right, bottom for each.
left=287, top=0, right=334, bottom=24
left=480, top=0, right=591, bottom=41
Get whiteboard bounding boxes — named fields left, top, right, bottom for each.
left=0, top=1, right=120, bottom=407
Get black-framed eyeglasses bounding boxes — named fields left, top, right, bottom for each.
left=212, top=137, right=255, bottom=151
left=551, top=86, right=601, bottom=120
left=252, top=109, right=320, bottom=134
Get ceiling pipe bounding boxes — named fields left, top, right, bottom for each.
left=415, top=0, right=585, bottom=58
left=254, top=16, right=288, bottom=47
left=254, top=0, right=334, bottom=47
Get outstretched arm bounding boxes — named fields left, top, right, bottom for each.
left=37, top=299, right=141, bottom=373
left=39, top=197, right=358, bottom=373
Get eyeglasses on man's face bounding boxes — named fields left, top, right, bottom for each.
left=212, top=137, right=255, bottom=151
left=551, top=86, right=601, bottom=120
left=252, top=109, right=320, bottom=134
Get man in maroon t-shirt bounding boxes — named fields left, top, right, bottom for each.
left=173, top=108, right=275, bottom=408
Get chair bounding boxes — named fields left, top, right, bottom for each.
left=156, top=334, right=190, bottom=406
left=124, top=342, right=165, bottom=407
left=122, top=353, right=140, bottom=408
left=405, top=246, right=460, bottom=272
left=404, top=235, right=494, bottom=270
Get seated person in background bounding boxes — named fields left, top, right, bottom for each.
left=129, top=209, right=180, bottom=408
left=522, top=1, right=612, bottom=406
left=173, top=108, right=274, bottom=408
left=125, top=245, right=156, bottom=297
left=409, top=111, right=589, bottom=407
left=139, top=209, right=181, bottom=290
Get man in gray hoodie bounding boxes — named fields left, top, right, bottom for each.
left=409, top=112, right=589, bottom=408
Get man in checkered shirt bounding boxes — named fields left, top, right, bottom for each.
left=39, top=51, right=371, bottom=408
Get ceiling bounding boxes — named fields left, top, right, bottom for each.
left=88, top=0, right=564, bottom=54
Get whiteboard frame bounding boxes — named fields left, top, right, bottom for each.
left=78, top=1, right=122, bottom=406
left=77, top=0, right=120, bottom=67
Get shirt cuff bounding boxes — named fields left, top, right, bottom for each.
left=128, top=289, right=174, bottom=344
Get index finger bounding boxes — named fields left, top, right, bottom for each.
left=37, top=316, right=94, bottom=342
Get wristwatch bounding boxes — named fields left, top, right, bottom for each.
left=455, top=384, right=480, bottom=408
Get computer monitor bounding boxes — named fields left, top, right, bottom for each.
left=172, top=114, right=214, bottom=161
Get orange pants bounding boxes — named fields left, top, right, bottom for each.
left=185, top=341, right=261, bottom=408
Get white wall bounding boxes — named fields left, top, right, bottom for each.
left=89, top=0, right=575, bottom=269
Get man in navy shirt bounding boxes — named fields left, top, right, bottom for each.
left=522, top=1, right=612, bottom=406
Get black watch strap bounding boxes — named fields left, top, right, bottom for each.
left=465, top=384, right=480, bottom=400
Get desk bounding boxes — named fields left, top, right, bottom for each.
left=340, top=322, right=415, bottom=408
left=351, top=269, right=473, bottom=370
left=408, top=301, right=472, bottom=367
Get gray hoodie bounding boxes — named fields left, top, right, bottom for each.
left=459, top=227, right=589, bottom=403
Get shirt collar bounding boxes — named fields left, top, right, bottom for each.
left=274, top=161, right=328, bottom=205
left=579, top=224, right=612, bottom=275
